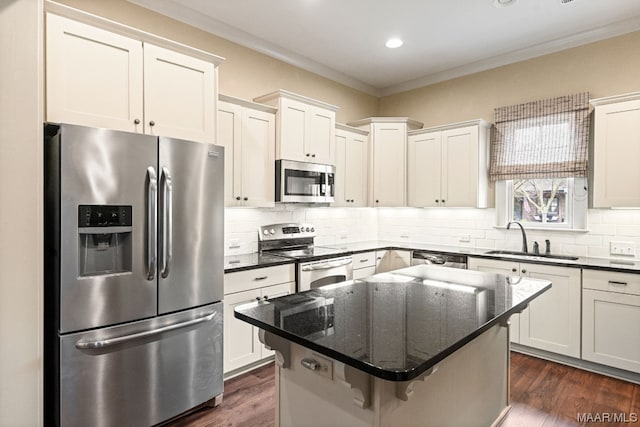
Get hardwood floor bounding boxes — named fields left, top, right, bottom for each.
left=170, top=353, right=640, bottom=427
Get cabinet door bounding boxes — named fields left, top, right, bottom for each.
left=217, top=101, right=242, bottom=206
left=143, top=43, right=215, bottom=143
left=223, top=289, right=263, bottom=373
left=582, top=289, right=640, bottom=373
left=441, top=125, right=478, bottom=207
left=592, top=99, right=640, bottom=207
left=346, top=133, right=368, bottom=206
left=408, top=131, right=441, bottom=207
left=375, top=250, right=410, bottom=273
left=278, top=98, right=307, bottom=161
left=519, top=263, right=581, bottom=357
left=260, top=282, right=295, bottom=358
left=308, top=106, right=334, bottom=164
left=467, top=257, right=521, bottom=343
left=46, top=13, right=143, bottom=132
left=241, top=108, right=275, bottom=207
left=372, top=123, right=406, bottom=206
left=333, top=130, right=348, bottom=207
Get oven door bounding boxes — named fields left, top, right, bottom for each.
left=276, top=160, right=335, bottom=203
left=298, top=256, right=353, bottom=292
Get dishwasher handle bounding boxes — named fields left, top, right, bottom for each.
left=301, top=258, right=353, bottom=271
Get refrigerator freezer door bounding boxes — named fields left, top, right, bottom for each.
left=55, top=124, right=158, bottom=333
left=59, top=302, right=223, bottom=426
left=158, top=137, right=224, bottom=314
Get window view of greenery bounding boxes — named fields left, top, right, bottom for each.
left=512, top=179, right=569, bottom=225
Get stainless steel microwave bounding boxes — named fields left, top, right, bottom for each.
left=276, top=160, right=335, bottom=203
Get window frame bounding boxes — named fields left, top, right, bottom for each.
left=495, top=177, right=588, bottom=231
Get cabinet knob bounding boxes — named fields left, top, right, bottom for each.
left=435, top=199, right=439, bottom=204
left=375, top=200, right=379, bottom=203
left=263, top=295, right=269, bottom=300
left=235, top=196, right=241, bottom=201
left=149, top=120, right=156, bottom=127
left=511, top=268, right=517, bottom=272
left=243, top=197, right=248, bottom=201
left=441, top=200, right=445, bottom=203
left=521, top=269, right=527, bottom=274
left=255, top=296, right=262, bottom=301
left=312, top=154, right=316, bottom=158
left=134, top=118, right=140, bottom=125
left=306, top=153, right=310, bottom=157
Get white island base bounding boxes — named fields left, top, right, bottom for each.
left=261, top=323, right=511, bottom=427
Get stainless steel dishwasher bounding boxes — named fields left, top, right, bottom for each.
left=411, top=250, right=468, bottom=269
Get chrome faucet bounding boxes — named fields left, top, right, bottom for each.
left=507, top=221, right=528, bottom=253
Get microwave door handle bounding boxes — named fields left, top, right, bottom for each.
left=146, top=167, right=157, bottom=280
left=160, top=167, right=173, bottom=279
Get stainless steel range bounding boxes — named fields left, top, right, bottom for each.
left=258, top=223, right=353, bottom=291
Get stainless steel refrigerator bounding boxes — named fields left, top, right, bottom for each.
left=44, top=123, right=224, bottom=426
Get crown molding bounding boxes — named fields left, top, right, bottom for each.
left=590, top=91, right=640, bottom=107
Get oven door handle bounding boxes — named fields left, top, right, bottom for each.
left=301, top=259, right=353, bottom=271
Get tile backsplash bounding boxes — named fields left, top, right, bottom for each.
left=225, top=206, right=640, bottom=260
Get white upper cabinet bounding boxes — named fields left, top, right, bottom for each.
left=45, top=11, right=222, bottom=144
left=46, top=13, right=144, bottom=132
left=590, top=92, right=640, bottom=208
left=348, top=117, right=423, bottom=207
left=254, top=90, right=338, bottom=165
left=408, top=120, right=491, bottom=208
left=218, top=95, right=276, bottom=207
left=334, top=124, right=369, bottom=207
left=143, top=44, right=215, bottom=143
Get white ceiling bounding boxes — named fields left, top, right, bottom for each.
left=128, top=0, right=640, bottom=96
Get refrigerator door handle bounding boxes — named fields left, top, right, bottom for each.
left=75, top=311, right=217, bottom=350
left=160, top=167, right=173, bottom=279
left=147, top=167, right=158, bottom=280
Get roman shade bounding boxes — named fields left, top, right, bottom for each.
left=490, top=92, right=590, bottom=181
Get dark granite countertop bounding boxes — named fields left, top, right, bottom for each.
left=224, top=252, right=294, bottom=273
left=226, top=240, right=640, bottom=274
left=235, top=264, right=551, bottom=381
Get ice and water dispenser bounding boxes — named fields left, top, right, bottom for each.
left=78, top=205, right=133, bottom=276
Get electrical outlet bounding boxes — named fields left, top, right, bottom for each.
left=610, top=241, right=636, bottom=256
left=459, top=234, right=471, bottom=243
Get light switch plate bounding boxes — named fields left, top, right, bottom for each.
left=610, top=241, right=635, bottom=256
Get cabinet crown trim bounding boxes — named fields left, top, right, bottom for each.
left=590, top=91, right=640, bottom=107
left=219, top=94, right=277, bottom=113
left=408, top=119, right=492, bottom=135
left=336, top=123, right=370, bottom=135
left=253, top=90, right=339, bottom=111
left=347, top=117, right=423, bottom=130
left=45, top=1, right=225, bottom=65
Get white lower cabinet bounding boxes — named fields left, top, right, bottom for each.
left=375, top=250, right=411, bottom=274
left=352, top=251, right=376, bottom=279
left=468, top=258, right=581, bottom=357
left=223, top=265, right=295, bottom=375
left=582, top=269, right=640, bottom=373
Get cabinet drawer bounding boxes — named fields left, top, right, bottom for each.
left=353, top=251, right=376, bottom=268
left=225, top=264, right=295, bottom=295
left=583, top=269, right=640, bottom=296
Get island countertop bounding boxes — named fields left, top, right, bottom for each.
left=234, top=264, right=551, bottom=381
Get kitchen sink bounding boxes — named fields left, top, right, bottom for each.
left=484, top=250, right=579, bottom=261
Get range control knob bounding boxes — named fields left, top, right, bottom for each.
left=305, top=227, right=310, bottom=232
left=310, top=227, right=315, bottom=232
left=263, top=229, right=269, bottom=236
left=270, top=229, right=275, bottom=234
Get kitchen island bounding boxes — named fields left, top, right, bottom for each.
left=235, top=264, right=551, bottom=427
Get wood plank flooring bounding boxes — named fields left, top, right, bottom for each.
left=169, top=353, right=640, bottom=427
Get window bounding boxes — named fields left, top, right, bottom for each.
left=491, top=93, right=590, bottom=230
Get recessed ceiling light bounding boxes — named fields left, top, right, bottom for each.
left=493, top=0, right=516, bottom=7
left=385, top=38, right=403, bottom=49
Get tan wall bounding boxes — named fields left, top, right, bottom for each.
left=379, top=31, right=640, bottom=127
left=0, top=0, right=43, bottom=425
left=54, top=0, right=379, bottom=124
